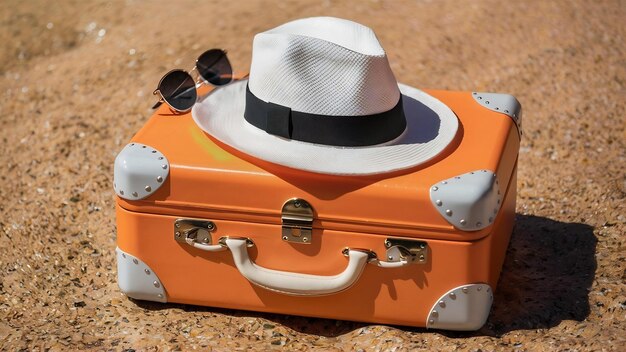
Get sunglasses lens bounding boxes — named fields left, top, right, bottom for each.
left=197, top=49, right=233, bottom=86
left=159, top=70, right=197, bottom=111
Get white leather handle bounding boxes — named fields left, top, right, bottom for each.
left=224, top=238, right=369, bottom=296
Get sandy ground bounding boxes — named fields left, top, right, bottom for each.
left=1, top=0, right=624, bottom=350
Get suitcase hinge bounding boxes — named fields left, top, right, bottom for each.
left=281, top=198, right=314, bottom=244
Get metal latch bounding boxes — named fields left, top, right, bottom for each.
left=384, top=238, right=428, bottom=264
left=174, top=218, right=216, bottom=244
left=281, top=198, right=314, bottom=244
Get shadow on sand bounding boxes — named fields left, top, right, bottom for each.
left=133, top=214, right=596, bottom=338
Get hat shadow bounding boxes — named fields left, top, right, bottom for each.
left=394, top=93, right=442, bottom=145
left=133, top=214, right=596, bottom=338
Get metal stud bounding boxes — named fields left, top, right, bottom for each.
left=429, top=319, right=434, bottom=324
left=132, top=259, right=138, bottom=265
left=460, top=219, right=467, bottom=226
left=431, top=310, right=439, bottom=317
left=162, top=164, right=167, bottom=169
left=153, top=280, right=160, bottom=288
left=442, top=181, right=448, bottom=184
left=477, top=286, right=482, bottom=291
left=157, top=176, right=163, bottom=183
left=476, top=222, right=482, bottom=227
left=132, top=192, right=138, bottom=197
left=449, top=292, right=456, bottom=299
left=144, top=269, right=151, bottom=275
left=439, top=300, right=446, bottom=307
left=120, top=190, right=124, bottom=195
left=157, top=293, right=163, bottom=298
left=435, top=200, right=442, bottom=206
left=489, top=217, right=493, bottom=223
left=282, top=236, right=288, bottom=241
left=432, top=186, right=438, bottom=191
left=302, top=237, right=309, bottom=243
left=151, top=150, right=157, bottom=153
left=122, top=253, right=126, bottom=258
left=462, top=287, right=468, bottom=293
left=445, top=209, right=452, bottom=216
left=145, top=186, right=152, bottom=192
left=158, top=156, right=164, bottom=160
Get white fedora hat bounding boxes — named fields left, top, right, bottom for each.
left=192, top=16, right=458, bottom=175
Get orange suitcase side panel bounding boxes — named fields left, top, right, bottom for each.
left=115, top=167, right=516, bottom=328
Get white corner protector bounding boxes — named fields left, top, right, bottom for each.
left=430, top=170, right=502, bottom=231
left=113, top=143, right=169, bottom=200
left=472, top=92, right=522, bottom=136
left=116, top=247, right=167, bottom=303
left=426, top=283, right=493, bottom=331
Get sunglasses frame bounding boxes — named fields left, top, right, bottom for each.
left=152, top=49, right=233, bottom=113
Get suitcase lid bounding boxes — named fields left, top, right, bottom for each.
left=115, top=88, right=520, bottom=242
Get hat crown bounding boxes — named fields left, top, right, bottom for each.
left=248, top=17, right=401, bottom=116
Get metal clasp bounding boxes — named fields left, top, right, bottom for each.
left=174, top=218, right=216, bottom=244
left=384, top=238, right=428, bottom=264
left=281, top=198, right=314, bottom=244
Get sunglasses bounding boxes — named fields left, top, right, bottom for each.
left=152, top=49, right=233, bottom=113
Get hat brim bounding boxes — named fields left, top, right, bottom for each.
left=192, top=80, right=458, bottom=175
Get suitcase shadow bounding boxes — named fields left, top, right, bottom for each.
left=133, top=214, right=596, bottom=338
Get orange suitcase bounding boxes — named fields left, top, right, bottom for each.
left=113, top=88, right=521, bottom=331
left=114, top=17, right=522, bottom=331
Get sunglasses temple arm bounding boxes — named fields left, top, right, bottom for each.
left=152, top=100, right=163, bottom=109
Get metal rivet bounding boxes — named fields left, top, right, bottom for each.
left=489, top=217, right=493, bottom=223
left=207, top=223, right=215, bottom=230
left=432, top=186, right=438, bottom=191
left=175, top=222, right=180, bottom=228
left=144, top=269, right=151, bottom=275
left=157, top=294, right=163, bottom=298
left=388, top=256, right=393, bottom=261
left=445, top=209, right=452, bottom=216
left=142, top=146, right=147, bottom=148
left=145, top=186, right=152, bottom=192
left=476, top=222, right=482, bottom=227
left=429, top=319, right=434, bottom=324
left=432, top=310, right=439, bottom=317
left=435, top=200, right=442, bottom=206
left=419, top=255, right=425, bottom=261
left=420, top=243, right=425, bottom=249
left=497, top=199, right=501, bottom=204
left=282, top=236, right=288, bottom=241
left=478, top=96, right=482, bottom=100
left=504, top=110, right=509, bottom=113
left=473, top=92, right=477, bottom=95
left=294, top=201, right=301, bottom=208
left=130, top=143, right=135, bottom=146
left=158, top=156, right=164, bottom=160
left=175, top=231, right=181, bottom=238
left=495, top=107, right=499, bottom=110
left=455, top=176, right=461, bottom=179
left=485, top=101, right=490, bottom=104
left=477, top=286, right=482, bottom=291
left=449, top=292, right=456, bottom=299
left=157, top=176, right=163, bottom=183
left=151, top=150, right=157, bottom=153
left=460, top=219, right=467, bottom=226
left=302, top=237, right=308, bottom=243
left=439, top=300, right=446, bottom=307
left=487, top=287, right=491, bottom=292
left=120, top=190, right=124, bottom=195
left=153, top=281, right=160, bottom=288
left=122, top=253, right=126, bottom=258
left=162, top=164, right=167, bottom=169
left=202, top=237, right=209, bottom=243
left=114, top=183, right=116, bottom=188
left=132, top=259, right=138, bottom=265
left=132, top=192, right=138, bottom=197
left=442, top=181, right=448, bottom=184
left=385, top=241, right=391, bottom=248
left=462, top=287, right=468, bottom=293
